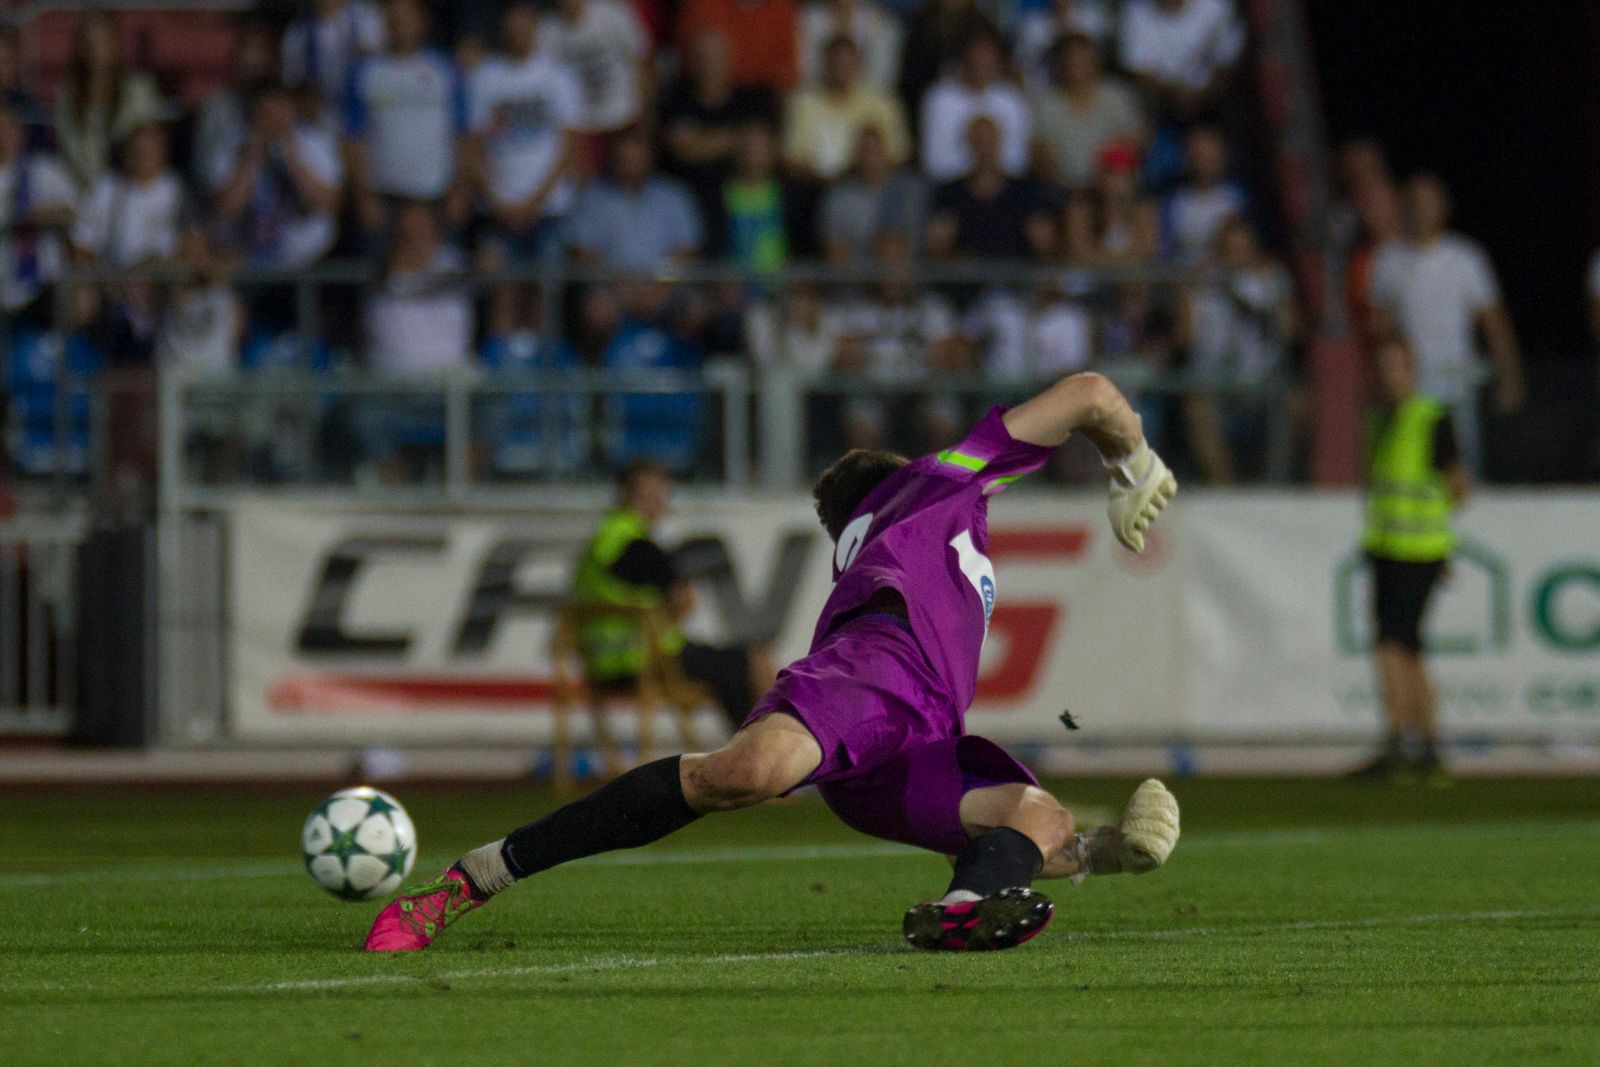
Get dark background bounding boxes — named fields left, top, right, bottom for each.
left=1307, top=0, right=1600, bottom=357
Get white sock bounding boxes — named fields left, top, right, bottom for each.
left=458, top=838, right=515, bottom=897
left=939, top=889, right=983, bottom=906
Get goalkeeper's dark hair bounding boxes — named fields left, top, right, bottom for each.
left=812, top=449, right=909, bottom=542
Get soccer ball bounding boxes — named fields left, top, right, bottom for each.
left=301, top=786, right=417, bottom=901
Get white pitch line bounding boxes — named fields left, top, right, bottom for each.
left=221, top=906, right=1599, bottom=996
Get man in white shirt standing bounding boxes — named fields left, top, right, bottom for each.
left=0, top=102, right=77, bottom=327
left=540, top=0, right=651, bottom=175
left=1119, top=0, right=1244, bottom=122
left=71, top=122, right=184, bottom=267
left=344, top=0, right=469, bottom=235
left=1370, top=173, right=1524, bottom=476
left=919, top=33, right=1029, bottom=183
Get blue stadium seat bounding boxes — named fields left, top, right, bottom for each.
left=5, top=329, right=103, bottom=477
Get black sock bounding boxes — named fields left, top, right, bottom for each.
left=501, top=756, right=700, bottom=880
left=946, top=827, right=1045, bottom=898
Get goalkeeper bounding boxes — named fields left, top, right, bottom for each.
left=367, top=372, right=1182, bottom=954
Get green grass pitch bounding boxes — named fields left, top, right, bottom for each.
left=5, top=777, right=1598, bottom=1065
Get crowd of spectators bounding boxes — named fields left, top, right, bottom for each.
left=0, top=0, right=1291, bottom=487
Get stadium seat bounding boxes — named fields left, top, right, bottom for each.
left=5, top=329, right=102, bottom=478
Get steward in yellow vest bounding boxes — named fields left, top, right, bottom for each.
left=1352, top=337, right=1467, bottom=783
left=571, top=461, right=773, bottom=729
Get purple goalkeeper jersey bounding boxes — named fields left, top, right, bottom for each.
left=811, top=407, right=1054, bottom=712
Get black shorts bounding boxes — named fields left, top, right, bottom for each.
left=1369, top=553, right=1445, bottom=654
left=679, top=641, right=755, bottom=729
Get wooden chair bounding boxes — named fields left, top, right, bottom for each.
left=548, top=603, right=712, bottom=791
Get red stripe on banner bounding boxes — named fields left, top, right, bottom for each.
left=269, top=674, right=557, bottom=713
left=976, top=604, right=1061, bottom=702
left=988, top=527, right=1090, bottom=559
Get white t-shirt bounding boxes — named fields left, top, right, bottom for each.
left=206, top=124, right=343, bottom=270
left=540, top=0, right=647, bottom=133
left=798, top=1, right=903, bottom=90
left=1031, top=300, right=1095, bottom=376
left=1014, top=2, right=1114, bottom=91
left=470, top=53, right=583, bottom=213
left=364, top=247, right=474, bottom=377
left=72, top=171, right=185, bottom=266
left=158, top=285, right=241, bottom=375
left=1165, top=181, right=1248, bottom=263
left=1120, top=0, right=1245, bottom=90
left=837, top=292, right=957, bottom=380
left=283, top=0, right=386, bottom=104
left=0, top=153, right=77, bottom=311
left=346, top=49, right=466, bottom=198
left=1190, top=263, right=1293, bottom=384
left=1371, top=234, right=1500, bottom=396
left=920, top=80, right=1031, bottom=182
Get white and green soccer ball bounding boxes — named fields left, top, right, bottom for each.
left=301, top=786, right=417, bottom=901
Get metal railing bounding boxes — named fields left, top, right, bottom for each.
left=0, top=511, right=83, bottom=734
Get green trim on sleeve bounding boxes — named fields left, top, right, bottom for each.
left=936, top=449, right=988, bottom=473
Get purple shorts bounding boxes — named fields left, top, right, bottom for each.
left=746, top=614, right=1037, bottom=855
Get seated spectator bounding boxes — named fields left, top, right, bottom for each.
left=1063, top=139, right=1160, bottom=265
left=661, top=31, right=778, bottom=250
left=282, top=0, right=385, bottom=114
left=678, top=0, right=799, bottom=93
left=818, top=125, right=927, bottom=263
left=920, top=33, right=1029, bottom=182
left=1163, top=124, right=1248, bottom=263
left=54, top=12, right=164, bottom=190
left=1029, top=284, right=1095, bottom=377
left=193, top=20, right=280, bottom=189
left=783, top=35, right=909, bottom=182
left=1184, top=216, right=1298, bottom=483
left=1102, top=280, right=1181, bottom=450
left=157, top=228, right=243, bottom=377
left=208, top=83, right=342, bottom=270
left=1015, top=0, right=1113, bottom=91
left=364, top=200, right=472, bottom=378
left=0, top=103, right=77, bottom=328
left=470, top=3, right=581, bottom=265
left=744, top=281, right=848, bottom=380
left=345, top=0, right=469, bottom=233
left=723, top=123, right=789, bottom=273
left=72, top=123, right=184, bottom=267
left=898, top=0, right=996, bottom=137
left=926, top=117, right=1056, bottom=260
left=798, top=0, right=902, bottom=90
left=1031, top=32, right=1146, bottom=191
left=569, top=129, right=702, bottom=270
left=1118, top=0, right=1245, bottom=123
left=601, top=283, right=705, bottom=472
left=541, top=0, right=651, bottom=173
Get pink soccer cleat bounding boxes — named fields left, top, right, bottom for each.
left=902, top=887, right=1054, bottom=952
left=363, top=866, right=485, bottom=952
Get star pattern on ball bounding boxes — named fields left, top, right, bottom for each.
left=364, top=795, right=396, bottom=816
left=385, top=844, right=412, bottom=875
left=329, top=828, right=362, bottom=861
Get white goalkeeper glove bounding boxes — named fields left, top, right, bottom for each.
left=1105, top=440, right=1177, bottom=553
left=1117, top=778, right=1180, bottom=874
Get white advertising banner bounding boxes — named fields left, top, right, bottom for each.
left=227, top=492, right=1600, bottom=745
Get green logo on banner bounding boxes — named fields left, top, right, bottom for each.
left=1531, top=566, right=1600, bottom=652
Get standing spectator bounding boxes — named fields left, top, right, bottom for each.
left=1014, top=0, right=1113, bottom=92
left=818, top=125, right=927, bottom=263
left=54, top=12, right=163, bottom=190
left=71, top=123, right=184, bottom=267
left=678, top=0, right=799, bottom=93
left=1118, top=0, right=1244, bottom=123
left=798, top=0, right=902, bottom=91
left=897, top=0, right=996, bottom=139
left=193, top=20, right=280, bottom=190
left=0, top=103, right=77, bottom=327
left=920, top=33, right=1029, bottom=183
left=926, top=116, right=1055, bottom=261
left=723, top=123, right=789, bottom=273
left=569, top=129, right=702, bottom=270
left=1030, top=32, right=1146, bottom=190
left=469, top=3, right=581, bottom=264
left=783, top=35, right=909, bottom=182
left=1063, top=139, right=1161, bottom=265
left=541, top=0, right=652, bottom=173
left=1370, top=173, right=1524, bottom=475
left=344, top=0, right=469, bottom=233
left=208, top=83, right=343, bottom=270
left=1162, top=124, right=1248, bottom=263
left=661, top=31, right=778, bottom=251
left=283, top=0, right=385, bottom=112
left=1183, top=215, right=1298, bottom=482
left=364, top=201, right=472, bottom=377
left=1332, top=140, right=1401, bottom=340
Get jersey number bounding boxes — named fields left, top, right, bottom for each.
left=949, top=529, right=996, bottom=631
